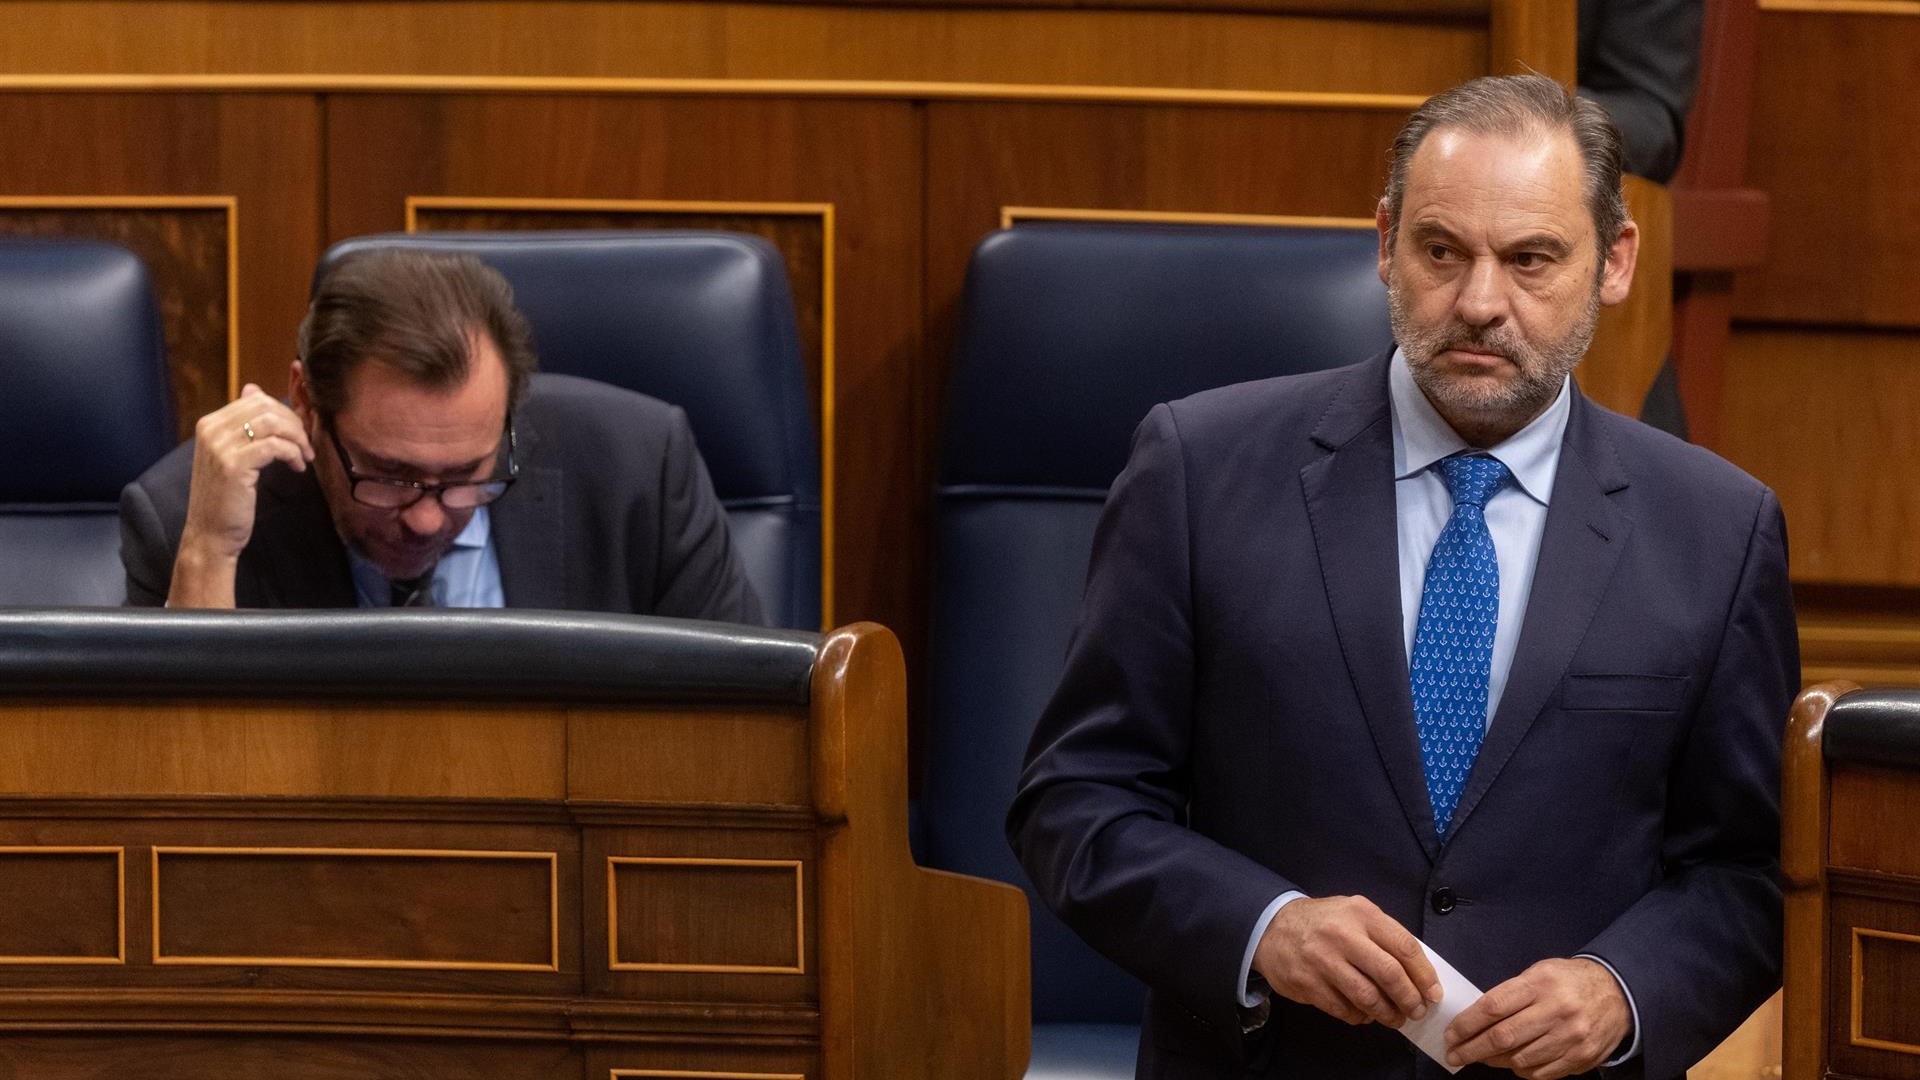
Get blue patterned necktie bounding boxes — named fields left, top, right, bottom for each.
left=1411, top=454, right=1510, bottom=840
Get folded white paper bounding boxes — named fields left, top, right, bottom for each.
left=1396, top=942, right=1484, bottom=1074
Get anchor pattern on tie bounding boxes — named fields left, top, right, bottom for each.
left=1411, top=454, right=1509, bottom=840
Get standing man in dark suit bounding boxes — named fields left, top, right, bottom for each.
left=121, top=248, right=762, bottom=621
left=1008, top=75, right=1796, bottom=1080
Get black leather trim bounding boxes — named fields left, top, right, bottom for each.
left=1826, top=689, right=1920, bottom=769
left=0, top=609, right=818, bottom=704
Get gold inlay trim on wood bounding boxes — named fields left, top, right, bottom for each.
left=0, top=846, right=126, bottom=965
left=1003, top=206, right=1376, bottom=230
left=0, top=194, right=242, bottom=398
left=151, top=846, right=560, bottom=971
left=1850, top=925, right=1920, bottom=1056
left=1759, top=0, right=1920, bottom=13
left=0, top=74, right=1431, bottom=111
left=405, top=195, right=838, bottom=630
left=613, top=1071, right=806, bottom=1079
left=606, top=856, right=806, bottom=974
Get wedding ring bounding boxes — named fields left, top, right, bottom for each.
left=242, top=421, right=256, bottom=441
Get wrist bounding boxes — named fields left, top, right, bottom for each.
left=167, top=539, right=240, bottom=609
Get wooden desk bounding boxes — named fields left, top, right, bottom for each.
left=1784, top=682, right=1920, bottom=1080
left=0, top=610, right=1026, bottom=1079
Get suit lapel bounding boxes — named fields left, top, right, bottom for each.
left=1448, top=388, right=1632, bottom=836
left=244, top=464, right=356, bottom=607
left=492, top=411, right=568, bottom=609
left=1301, top=355, right=1442, bottom=861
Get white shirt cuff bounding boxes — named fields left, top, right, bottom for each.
left=1237, top=891, right=1307, bottom=1007
left=1575, top=952, right=1642, bottom=1065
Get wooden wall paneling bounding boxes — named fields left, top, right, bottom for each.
left=0, top=2, right=1484, bottom=98
left=0, top=1036, right=582, bottom=1079
left=324, top=94, right=919, bottom=658
left=1579, top=176, right=1672, bottom=422
left=1717, top=328, right=1920, bottom=588
left=1734, top=9, right=1920, bottom=328
left=0, top=93, right=321, bottom=436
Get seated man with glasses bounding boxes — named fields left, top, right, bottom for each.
left=120, top=247, right=763, bottom=621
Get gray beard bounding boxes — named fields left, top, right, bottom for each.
left=1388, top=273, right=1600, bottom=430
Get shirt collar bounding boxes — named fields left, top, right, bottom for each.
left=346, top=505, right=493, bottom=602
left=1387, top=347, right=1570, bottom=506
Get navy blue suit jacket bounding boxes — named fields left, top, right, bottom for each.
left=1008, top=353, right=1797, bottom=1079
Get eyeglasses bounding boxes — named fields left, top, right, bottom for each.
left=324, top=416, right=518, bottom=510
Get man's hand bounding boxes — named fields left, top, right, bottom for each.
left=1252, top=895, right=1441, bottom=1028
left=1445, top=957, right=1630, bottom=1079
left=168, top=384, right=314, bottom=608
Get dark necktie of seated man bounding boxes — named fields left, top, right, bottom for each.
left=389, top=573, right=436, bottom=608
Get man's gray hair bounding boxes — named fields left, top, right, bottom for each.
left=1382, top=75, right=1630, bottom=259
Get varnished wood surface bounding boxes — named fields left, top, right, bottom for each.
left=0, top=1, right=1486, bottom=98
left=1582, top=176, right=1672, bottom=420
left=1735, top=10, right=1920, bottom=329
left=1783, top=682, right=1851, bottom=1080
left=0, top=622, right=1028, bottom=1076
left=1717, top=328, right=1920, bottom=589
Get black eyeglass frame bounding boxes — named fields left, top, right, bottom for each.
left=323, top=414, right=519, bottom=511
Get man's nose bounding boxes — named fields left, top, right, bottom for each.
left=399, top=493, right=447, bottom=536
left=1454, top=257, right=1510, bottom=328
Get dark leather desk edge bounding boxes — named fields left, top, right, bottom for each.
left=0, top=608, right=819, bottom=705
left=1826, top=689, right=1920, bottom=770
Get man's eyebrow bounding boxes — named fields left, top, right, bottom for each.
left=357, top=448, right=493, bottom=479
left=1504, top=233, right=1575, bottom=258
left=1406, top=221, right=1461, bottom=246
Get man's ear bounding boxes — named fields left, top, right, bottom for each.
left=1598, top=219, right=1640, bottom=307
left=1376, top=198, right=1394, bottom=286
left=288, top=360, right=315, bottom=428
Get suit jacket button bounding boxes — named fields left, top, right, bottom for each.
left=1431, top=888, right=1457, bottom=915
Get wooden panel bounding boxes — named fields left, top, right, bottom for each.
left=1855, top=928, right=1920, bottom=1056
left=1831, top=766, right=1920, bottom=877
left=154, top=847, right=558, bottom=970
left=0, top=1036, right=581, bottom=1079
left=608, top=858, right=804, bottom=973
left=1830, top=888, right=1920, bottom=1079
left=1734, top=9, right=1920, bottom=328
left=1581, top=176, right=1672, bottom=421
left=0, top=848, right=123, bottom=964
left=326, top=93, right=920, bottom=676
left=0, top=93, right=321, bottom=414
left=0, top=2, right=1483, bottom=98
left=0, top=199, right=232, bottom=439
left=0, top=701, right=566, bottom=799
left=1717, top=328, right=1920, bottom=587
left=568, top=708, right=809, bottom=807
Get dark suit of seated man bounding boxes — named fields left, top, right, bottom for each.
left=1008, top=75, right=1796, bottom=1080
left=121, top=247, right=763, bottom=621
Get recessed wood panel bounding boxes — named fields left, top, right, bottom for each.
left=1716, top=327, right=1920, bottom=588
left=1734, top=10, right=1920, bottom=328
left=608, top=857, right=804, bottom=973
left=0, top=848, right=123, bottom=963
left=1855, top=927, right=1920, bottom=1056
left=154, top=847, right=559, bottom=970
left=1830, top=890, right=1920, bottom=1079
left=0, top=93, right=322, bottom=409
left=0, top=199, right=233, bottom=438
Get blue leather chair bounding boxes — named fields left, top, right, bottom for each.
left=320, top=232, right=821, bottom=630
left=0, top=238, right=175, bottom=605
left=923, top=222, right=1392, bottom=1077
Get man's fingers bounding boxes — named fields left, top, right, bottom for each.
left=1448, top=1004, right=1551, bottom=1069
left=1359, top=916, right=1438, bottom=1015
left=233, top=408, right=314, bottom=463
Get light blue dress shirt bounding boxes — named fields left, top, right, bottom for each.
left=347, top=506, right=505, bottom=609
left=1234, top=352, right=1639, bottom=1063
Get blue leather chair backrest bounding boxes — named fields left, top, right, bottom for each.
left=0, top=238, right=175, bottom=605
left=926, top=223, right=1392, bottom=1027
left=319, top=232, right=821, bottom=630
